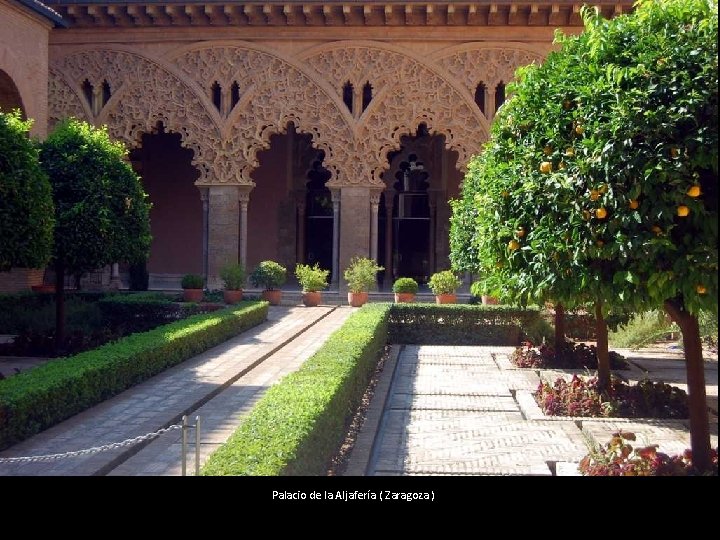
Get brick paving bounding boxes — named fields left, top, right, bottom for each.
left=0, top=305, right=353, bottom=476
left=345, top=345, right=718, bottom=476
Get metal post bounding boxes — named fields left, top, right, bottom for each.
left=181, top=415, right=187, bottom=477
left=195, top=415, right=201, bottom=476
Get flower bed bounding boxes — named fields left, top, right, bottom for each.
left=580, top=432, right=718, bottom=476
left=511, top=341, right=628, bottom=369
left=536, top=375, right=688, bottom=418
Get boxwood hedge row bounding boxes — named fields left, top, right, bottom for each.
left=0, top=301, right=268, bottom=449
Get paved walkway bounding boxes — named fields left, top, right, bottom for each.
left=346, top=345, right=718, bottom=476
left=0, top=305, right=354, bottom=476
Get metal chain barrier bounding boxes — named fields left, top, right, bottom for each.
left=0, top=424, right=183, bottom=464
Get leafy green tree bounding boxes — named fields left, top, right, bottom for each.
left=451, top=0, right=717, bottom=470
left=0, top=110, right=54, bottom=271
left=40, top=119, right=152, bottom=347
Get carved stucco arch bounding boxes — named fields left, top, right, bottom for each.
left=49, top=47, right=222, bottom=184
left=431, top=42, right=549, bottom=94
left=301, top=41, right=490, bottom=185
left=167, top=41, right=354, bottom=186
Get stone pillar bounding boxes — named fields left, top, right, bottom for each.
left=338, top=186, right=370, bottom=292
left=200, top=187, right=209, bottom=281
left=370, top=191, right=381, bottom=263
left=296, top=196, right=306, bottom=265
left=331, top=188, right=340, bottom=287
left=428, top=193, right=437, bottom=275
left=238, top=186, right=252, bottom=271
left=487, top=88, right=496, bottom=120
left=109, top=263, right=121, bottom=290
left=207, top=185, right=241, bottom=290
left=383, top=191, right=394, bottom=289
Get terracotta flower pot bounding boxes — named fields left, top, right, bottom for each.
left=183, top=288, right=203, bottom=302
left=31, top=284, right=56, bottom=294
left=302, top=291, right=322, bottom=307
left=482, top=295, right=499, bottom=305
left=394, top=292, right=416, bottom=303
left=262, top=289, right=282, bottom=306
left=435, top=293, right=457, bottom=305
left=348, top=291, right=368, bottom=307
left=223, top=289, right=243, bottom=304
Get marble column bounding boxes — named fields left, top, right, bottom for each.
left=238, top=186, right=252, bottom=272
left=199, top=187, right=209, bottom=282
left=109, top=263, right=121, bottom=289
left=428, top=193, right=437, bottom=275
left=487, top=88, right=496, bottom=121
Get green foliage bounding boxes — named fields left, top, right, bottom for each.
left=0, top=110, right=54, bottom=271
left=0, top=301, right=268, bottom=449
left=220, top=262, right=246, bottom=290
left=698, top=310, right=718, bottom=348
left=609, top=310, right=679, bottom=349
left=450, top=0, right=718, bottom=318
left=201, top=304, right=390, bottom=476
left=392, top=277, right=419, bottom=294
left=295, top=263, right=329, bottom=292
left=427, top=270, right=461, bottom=295
left=181, top=274, right=203, bottom=289
left=388, top=304, right=543, bottom=345
left=0, top=292, right=104, bottom=334
left=97, top=292, right=203, bottom=334
left=250, top=260, right=287, bottom=290
left=343, top=257, right=383, bottom=293
left=39, top=119, right=151, bottom=275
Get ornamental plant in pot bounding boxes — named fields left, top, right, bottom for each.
left=470, top=280, right=499, bottom=305
left=295, top=263, right=329, bottom=307
left=392, top=277, right=419, bottom=303
left=220, top=262, right=245, bottom=304
left=181, top=273, right=204, bottom=302
left=250, top=260, right=287, bottom=305
left=344, top=256, right=383, bottom=307
left=428, top=270, right=461, bottom=304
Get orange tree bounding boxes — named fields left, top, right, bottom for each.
left=450, top=0, right=717, bottom=470
left=0, top=111, right=54, bottom=272
left=40, top=119, right=152, bottom=349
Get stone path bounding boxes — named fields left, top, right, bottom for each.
left=346, top=345, right=718, bottom=476
left=0, top=305, right=354, bottom=476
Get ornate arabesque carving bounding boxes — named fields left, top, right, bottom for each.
left=48, top=69, right=88, bottom=129
left=436, top=46, right=546, bottom=93
left=307, top=46, right=487, bottom=184
left=173, top=45, right=354, bottom=185
left=48, top=43, right=538, bottom=187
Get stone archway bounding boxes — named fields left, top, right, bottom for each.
left=0, top=69, right=25, bottom=115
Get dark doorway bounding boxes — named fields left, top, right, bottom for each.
left=0, top=70, right=25, bottom=116
left=304, top=152, right=333, bottom=273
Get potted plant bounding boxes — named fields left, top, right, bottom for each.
left=250, top=260, right=287, bottom=305
left=181, top=273, right=204, bottom=302
left=392, top=277, right=419, bottom=303
left=344, top=256, right=383, bottom=307
left=295, top=263, right=329, bottom=307
left=471, top=280, right=499, bottom=305
left=220, top=262, right=245, bottom=304
left=428, top=270, right=461, bottom=304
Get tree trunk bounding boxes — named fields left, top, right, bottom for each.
left=594, top=301, right=610, bottom=390
left=664, top=299, right=711, bottom=473
left=554, top=302, right=566, bottom=350
left=54, top=262, right=66, bottom=354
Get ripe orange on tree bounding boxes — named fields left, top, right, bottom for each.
left=595, top=207, right=608, bottom=219
left=677, top=205, right=690, bottom=217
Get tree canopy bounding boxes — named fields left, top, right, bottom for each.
left=450, top=0, right=717, bottom=469
left=0, top=110, right=54, bottom=271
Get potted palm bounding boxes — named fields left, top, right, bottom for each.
left=344, top=256, right=383, bottom=307
left=250, top=260, right=287, bottom=305
left=428, top=270, right=461, bottom=304
left=295, top=263, right=329, bottom=307
left=181, top=273, right=204, bottom=302
left=220, top=262, right=245, bottom=304
left=392, top=277, right=419, bottom=303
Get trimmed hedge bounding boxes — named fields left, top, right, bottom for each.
left=0, top=301, right=268, bottom=450
left=97, top=292, right=202, bottom=333
left=388, top=303, right=545, bottom=345
left=201, top=303, right=391, bottom=476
